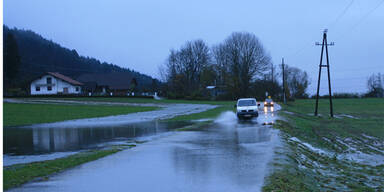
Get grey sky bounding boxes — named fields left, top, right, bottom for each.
left=4, top=0, right=384, bottom=95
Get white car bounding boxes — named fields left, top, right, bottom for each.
left=235, top=98, right=259, bottom=119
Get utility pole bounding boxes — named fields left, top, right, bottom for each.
left=281, top=58, right=286, bottom=104
left=314, top=29, right=334, bottom=117
left=271, top=63, right=274, bottom=84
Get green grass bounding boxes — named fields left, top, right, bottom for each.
left=284, top=98, right=384, bottom=119
left=264, top=98, right=384, bottom=191
left=166, top=105, right=234, bottom=122
left=262, top=168, right=316, bottom=192
left=281, top=98, right=384, bottom=145
left=3, top=148, right=127, bottom=190
left=3, top=103, right=159, bottom=126
left=175, top=121, right=215, bottom=131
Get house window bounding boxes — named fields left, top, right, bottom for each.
left=47, top=77, right=52, bottom=84
left=76, top=87, right=79, bottom=92
left=36, top=86, right=40, bottom=91
left=47, top=86, right=52, bottom=91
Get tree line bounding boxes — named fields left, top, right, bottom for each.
left=160, top=32, right=310, bottom=100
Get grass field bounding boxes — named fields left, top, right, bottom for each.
left=264, top=98, right=384, bottom=191
left=281, top=98, right=384, bottom=144
left=3, top=103, right=159, bottom=126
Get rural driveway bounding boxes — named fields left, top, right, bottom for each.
left=9, top=105, right=281, bottom=192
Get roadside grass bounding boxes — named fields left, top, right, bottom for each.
left=3, top=103, right=159, bottom=127
left=262, top=165, right=316, bottom=192
left=175, top=121, right=214, bottom=131
left=165, top=104, right=234, bottom=122
left=264, top=98, right=384, bottom=191
left=3, top=145, right=135, bottom=191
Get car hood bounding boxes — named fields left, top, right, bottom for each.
left=237, top=106, right=258, bottom=111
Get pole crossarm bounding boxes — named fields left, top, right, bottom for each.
left=315, top=42, right=335, bottom=46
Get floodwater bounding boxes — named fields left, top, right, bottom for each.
left=8, top=106, right=281, bottom=192
left=4, top=121, right=192, bottom=155
left=3, top=121, right=192, bottom=165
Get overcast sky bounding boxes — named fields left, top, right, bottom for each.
left=4, top=0, right=384, bottom=95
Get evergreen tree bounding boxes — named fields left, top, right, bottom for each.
left=130, top=78, right=138, bottom=93
left=4, top=33, right=21, bottom=85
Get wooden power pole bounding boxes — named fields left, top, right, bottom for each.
left=281, top=58, right=286, bottom=104
left=314, top=29, right=334, bottom=117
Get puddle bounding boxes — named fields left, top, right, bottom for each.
left=4, top=121, right=192, bottom=156
left=334, top=114, right=359, bottom=119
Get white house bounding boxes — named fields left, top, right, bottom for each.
left=30, top=72, right=83, bottom=95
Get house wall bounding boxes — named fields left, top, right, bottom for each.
left=30, top=75, right=81, bottom=95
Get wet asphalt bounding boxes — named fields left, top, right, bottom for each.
left=8, top=106, right=280, bottom=192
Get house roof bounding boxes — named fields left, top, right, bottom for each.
left=76, top=72, right=133, bottom=90
left=47, top=72, right=83, bottom=86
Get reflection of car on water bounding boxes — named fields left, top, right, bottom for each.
left=235, top=98, right=259, bottom=120
left=264, top=97, right=274, bottom=107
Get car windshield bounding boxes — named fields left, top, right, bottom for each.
left=266, top=99, right=273, bottom=102
left=238, top=100, right=256, bottom=106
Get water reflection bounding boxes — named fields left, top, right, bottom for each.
left=171, top=120, right=279, bottom=191
left=263, top=106, right=274, bottom=114
left=4, top=121, right=191, bottom=155
left=260, top=106, right=276, bottom=125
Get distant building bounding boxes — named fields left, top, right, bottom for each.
left=30, top=72, right=83, bottom=95
left=206, top=85, right=227, bottom=99
left=77, top=72, right=134, bottom=96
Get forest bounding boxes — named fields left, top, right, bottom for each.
left=3, top=26, right=158, bottom=95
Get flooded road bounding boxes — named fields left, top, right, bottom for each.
left=9, top=105, right=281, bottom=192
left=3, top=121, right=192, bottom=165
left=4, top=121, right=192, bottom=155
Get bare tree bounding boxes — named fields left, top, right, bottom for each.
left=283, top=65, right=310, bottom=99
left=367, top=73, right=384, bottom=97
left=213, top=32, right=271, bottom=98
left=163, top=40, right=211, bottom=97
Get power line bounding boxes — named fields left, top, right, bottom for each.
left=328, top=0, right=355, bottom=29
left=335, top=0, right=384, bottom=41
left=287, top=1, right=383, bottom=61
left=286, top=0, right=355, bottom=60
